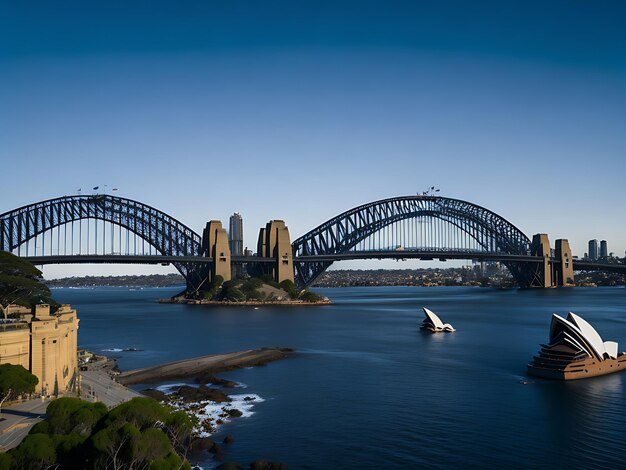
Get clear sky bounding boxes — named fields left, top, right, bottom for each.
left=2, top=1, right=626, bottom=278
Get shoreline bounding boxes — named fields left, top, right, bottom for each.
left=158, top=298, right=332, bottom=306
left=117, top=347, right=294, bottom=385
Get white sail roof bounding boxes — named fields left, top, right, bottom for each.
left=549, top=312, right=615, bottom=361
left=423, top=307, right=445, bottom=329
left=604, top=341, right=618, bottom=359
left=567, top=312, right=607, bottom=360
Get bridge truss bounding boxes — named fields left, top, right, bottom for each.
left=292, top=196, right=533, bottom=287
left=0, top=195, right=205, bottom=286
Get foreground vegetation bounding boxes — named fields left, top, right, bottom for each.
left=0, top=251, right=57, bottom=316
left=0, top=364, right=39, bottom=413
left=0, top=397, right=193, bottom=469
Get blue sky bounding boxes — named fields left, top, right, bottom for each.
left=2, top=1, right=626, bottom=277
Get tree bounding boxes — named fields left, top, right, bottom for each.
left=10, top=396, right=193, bottom=469
left=240, top=278, right=265, bottom=300
left=299, top=290, right=324, bottom=303
left=0, top=452, right=13, bottom=470
left=0, top=364, right=38, bottom=412
left=41, top=397, right=107, bottom=436
left=219, top=281, right=246, bottom=302
left=202, top=274, right=224, bottom=300
left=8, top=433, right=57, bottom=469
left=90, top=421, right=140, bottom=470
left=278, top=279, right=297, bottom=299
left=163, top=410, right=194, bottom=461
left=0, top=251, right=57, bottom=318
left=88, top=398, right=191, bottom=470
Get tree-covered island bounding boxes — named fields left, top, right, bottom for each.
left=168, top=275, right=330, bottom=305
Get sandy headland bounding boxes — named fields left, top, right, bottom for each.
left=117, top=347, right=294, bottom=385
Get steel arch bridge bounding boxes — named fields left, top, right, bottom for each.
left=0, top=194, right=206, bottom=287
left=3, top=193, right=603, bottom=291
left=292, top=195, right=534, bottom=287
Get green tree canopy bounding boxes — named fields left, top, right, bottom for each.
left=0, top=364, right=38, bottom=400
left=88, top=398, right=190, bottom=470
left=11, top=396, right=193, bottom=469
left=0, top=451, right=13, bottom=470
left=219, top=281, right=246, bottom=302
left=278, top=279, right=297, bottom=299
left=0, top=251, right=56, bottom=312
left=8, top=433, right=57, bottom=469
left=36, top=397, right=107, bottom=437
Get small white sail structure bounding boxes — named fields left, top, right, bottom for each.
left=421, top=307, right=455, bottom=332
left=548, top=312, right=619, bottom=360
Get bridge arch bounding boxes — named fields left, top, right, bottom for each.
left=0, top=195, right=203, bottom=280
left=292, top=195, right=532, bottom=287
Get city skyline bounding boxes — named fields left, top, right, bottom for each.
left=2, top=2, right=625, bottom=278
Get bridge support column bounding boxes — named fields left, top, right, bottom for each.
left=257, top=220, right=294, bottom=284
left=202, top=221, right=231, bottom=284
left=529, top=233, right=553, bottom=288
left=554, top=239, right=574, bottom=286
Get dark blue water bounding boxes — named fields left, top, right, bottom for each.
left=53, top=286, right=626, bottom=469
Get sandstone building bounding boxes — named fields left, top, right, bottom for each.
left=0, top=304, right=79, bottom=395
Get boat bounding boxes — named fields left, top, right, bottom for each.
left=421, top=307, right=455, bottom=332
left=527, top=312, right=626, bottom=380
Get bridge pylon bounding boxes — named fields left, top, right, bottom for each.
left=529, top=234, right=553, bottom=288
left=201, top=221, right=231, bottom=284
left=554, top=239, right=574, bottom=286
left=522, top=234, right=574, bottom=288
left=255, top=220, right=294, bottom=284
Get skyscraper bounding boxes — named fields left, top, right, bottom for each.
left=600, top=240, right=608, bottom=259
left=229, top=212, right=244, bottom=256
left=588, top=239, right=599, bottom=261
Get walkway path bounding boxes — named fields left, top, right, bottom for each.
left=0, top=398, right=49, bottom=451
left=80, top=369, right=142, bottom=407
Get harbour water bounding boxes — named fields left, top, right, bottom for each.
left=53, top=286, right=626, bottom=469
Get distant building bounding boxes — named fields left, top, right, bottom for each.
left=0, top=304, right=79, bottom=395
left=600, top=240, right=608, bottom=259
left=229, top=213, right=244, bottom=256
left=588, top=239, right=599, bottom=261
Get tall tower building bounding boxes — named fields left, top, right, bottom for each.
left=229, top=213, right=244, bottom=256
left=600, top=240, right=608, bottom=259
left=588, top=239, right=599, bottom=261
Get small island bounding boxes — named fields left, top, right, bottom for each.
left=161, top=275, right=331, bottom=306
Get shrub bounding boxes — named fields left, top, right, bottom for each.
left=299, top=290, right=324, bottom=303
left=278, top=279, right=297, bottom=299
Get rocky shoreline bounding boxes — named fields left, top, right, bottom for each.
left=117, top=348, right=294, bottom=469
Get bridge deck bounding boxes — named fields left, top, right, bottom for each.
left=20, top=253, right=626, bottom=274
left=23, top=251, right=543, bottom=265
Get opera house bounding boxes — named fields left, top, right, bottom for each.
left=421, top=307, right=455, bottom=332
left=527, top=312, right=626, bottom=380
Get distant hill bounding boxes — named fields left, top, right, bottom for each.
left=45, top=273, right=185, bottom=288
